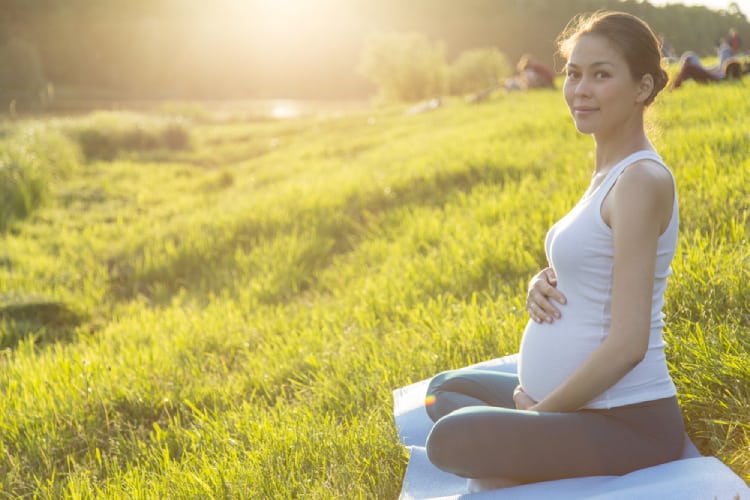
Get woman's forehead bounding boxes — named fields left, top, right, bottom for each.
left=567, top=34, right=626, bottom=66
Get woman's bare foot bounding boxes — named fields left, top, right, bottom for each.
left=466, top=477, right=521, bottom=493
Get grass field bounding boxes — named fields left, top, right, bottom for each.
left=0, top=79, right=748, bottom=498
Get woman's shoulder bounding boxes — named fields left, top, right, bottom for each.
left=618, top=158, right=673, bottom=189
left=610, top=159, right=675, bottom=227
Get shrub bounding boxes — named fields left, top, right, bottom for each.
left=449, top=48, right=512, bottom=95
left=161, top=121, right=190, bottom=150
left=358, top=32, right=448, bottom=102
left=68, top=111, right=191, bottom=161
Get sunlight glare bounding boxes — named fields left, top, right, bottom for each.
left=270, top=100, right=301, bottom=119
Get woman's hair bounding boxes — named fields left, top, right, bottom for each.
left=557, top=11, right=668, bottom=106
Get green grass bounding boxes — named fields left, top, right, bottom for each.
left=0, top=79, right=748, bottom=498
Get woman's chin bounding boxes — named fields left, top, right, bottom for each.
left=573, top=122, right=596, bottom=134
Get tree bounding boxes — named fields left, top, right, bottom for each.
left=0, top=32, right=47, bottom=112
left=449, top=48, right=511, bottom=95
left=358, top=32, right=447, bottom=102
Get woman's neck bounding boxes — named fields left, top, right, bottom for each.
left=592, top=120, right=652, bottom=173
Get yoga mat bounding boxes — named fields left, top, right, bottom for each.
left=394, top=354, right=750, bottom=499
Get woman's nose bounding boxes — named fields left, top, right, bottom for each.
left=574, top=77, right=592, bottom=97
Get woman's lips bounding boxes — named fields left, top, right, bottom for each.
left=573, top=106, right=598, bottom=117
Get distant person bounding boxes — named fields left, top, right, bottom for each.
left=505, top=54, right=556, bottom=91
left=659, top=33, right=676, bottom=61
left=425, top=11, right=685, bottom=491
left=728, top=27, right=742, bottom=54
left=672, top=38, right=742, bottom=88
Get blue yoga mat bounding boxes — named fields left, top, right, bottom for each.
left=393, top=354, right=750, bottom=499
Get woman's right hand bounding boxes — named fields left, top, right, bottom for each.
left=513, top=385, right=537, bottom=410
left=526, top=267, right=567, bottom=323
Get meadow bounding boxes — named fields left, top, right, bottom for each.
left=0, top=79, right=748, bottom=498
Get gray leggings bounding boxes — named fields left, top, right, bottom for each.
left=425, top=368, right=685, bottom=483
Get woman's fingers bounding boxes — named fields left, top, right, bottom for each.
left=526, top=267, right=567, bottom=323
left=531, top=286, right=561, bottom=309
left=539, top=274, right=567, bottom=305
left=528, top=300, right=556, bottom=323
left=527, top=302, right=543, bottom=323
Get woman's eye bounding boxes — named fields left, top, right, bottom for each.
left=566, top=71, right=580, bottom=79
left=595, top=71, right=610, bottom=79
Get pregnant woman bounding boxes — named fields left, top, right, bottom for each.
left=424, top=11, right=685, bottom=489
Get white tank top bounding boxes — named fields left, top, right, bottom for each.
left=518, top=150, right=678, bottom=410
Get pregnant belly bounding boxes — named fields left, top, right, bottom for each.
left=518, top=319, right=602, bottom=402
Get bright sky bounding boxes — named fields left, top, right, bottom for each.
left=648, top=0, right=750, bottom=13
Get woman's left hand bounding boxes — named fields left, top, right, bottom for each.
left=513, top=385, right=538, bottom=410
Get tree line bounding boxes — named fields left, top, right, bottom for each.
left=0, top=0, right=747, bottom=109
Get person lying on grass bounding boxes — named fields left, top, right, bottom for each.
left=424, top=10, right=686, bottom=491
left=672, top=37, right=744, bottom=88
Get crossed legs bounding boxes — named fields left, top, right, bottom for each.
left=425, top=369, right=685, bottom=484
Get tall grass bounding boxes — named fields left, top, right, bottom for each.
left=0, top=126, right=80, bottom=232
left=0, top=80, right=747, bottom=497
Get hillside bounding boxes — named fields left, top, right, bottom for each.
left=0, top=80, right=748, bottom=497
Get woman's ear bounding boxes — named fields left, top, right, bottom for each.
left=636, top=73, right=655, bottom=104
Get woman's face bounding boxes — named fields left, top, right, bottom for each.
left=563, top=34, right=647, bottom=137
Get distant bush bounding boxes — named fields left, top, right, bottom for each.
left=358, top=32, right=448, bottom=102
left=0, top=127, right=80, bottom=231
left=449, top=48, right=512, bottom=95
left=68, top=111, right=191, bottom=161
